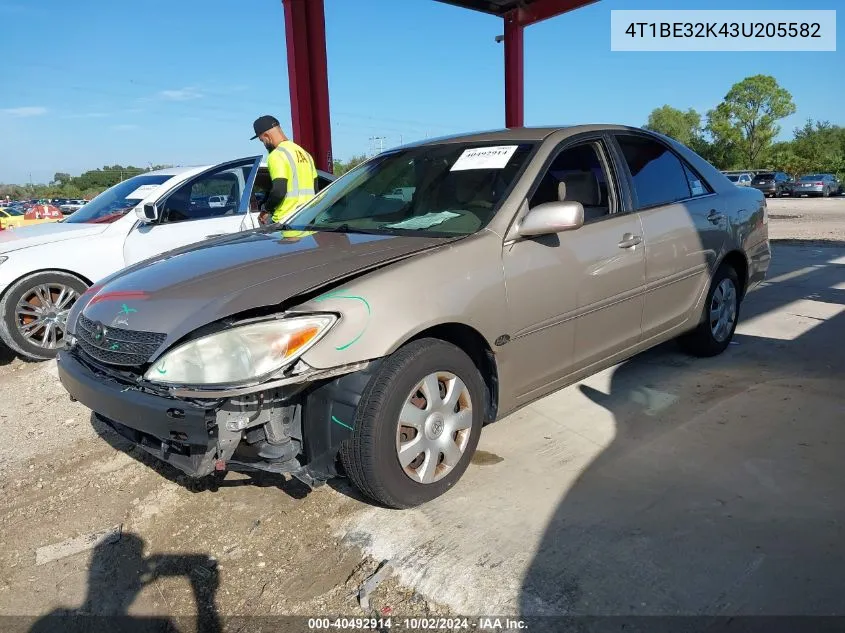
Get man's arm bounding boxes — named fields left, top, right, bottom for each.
left=264, top=177, right=288, bottom=214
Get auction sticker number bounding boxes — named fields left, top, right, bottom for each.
left=451, top=146, right=518, bottom=171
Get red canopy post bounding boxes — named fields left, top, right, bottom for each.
left=503, top=12, right=524, bottom=128
left=282, top=0, right=333, bottom=173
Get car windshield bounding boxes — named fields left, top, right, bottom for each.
left=285, top=142, right=536, bottom=237
left=64, top=174, right=174, bottom=224
left=800, top=175, right=823, bottom=181
left=5, top=207, right=24, bottom=216
left=727, top=175, right=739, bottom=182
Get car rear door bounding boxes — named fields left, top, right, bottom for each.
left=123, top=157, right=261, bottom=265
left=611, top=133, right=719, bottom=342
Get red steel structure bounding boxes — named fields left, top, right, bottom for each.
left=281, top=0, right=597, bottom=173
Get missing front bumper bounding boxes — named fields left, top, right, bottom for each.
left=57, top=350, right=377, bottom=484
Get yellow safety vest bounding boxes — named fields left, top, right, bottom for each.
left=267, top=140, right=318, bottom=224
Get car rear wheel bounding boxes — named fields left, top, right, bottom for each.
left=0, top=271, right=87, bottom=361
left=678, top=264, right=741, bottom=358
left=340, top=338, right=485, bottom=508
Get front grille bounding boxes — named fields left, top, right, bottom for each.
left=76, top=314, right=167, bottom=367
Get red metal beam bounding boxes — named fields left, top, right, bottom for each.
left=282, top=0, right=333, bottom=173
left=503, top=13, right=524, bottom=128
left=514, top=0, right=597, bottom=27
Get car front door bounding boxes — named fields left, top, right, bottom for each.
left=612, top=134, right=716, bottom=342
left=123, top=157, right=261, bottom=265
left=502, top=136, right=646, bottom=403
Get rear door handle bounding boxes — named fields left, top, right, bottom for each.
left=707, top=209, right=724, bottom=223
left=618, top=234, right=642, bottom=249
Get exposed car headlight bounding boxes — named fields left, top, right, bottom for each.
left=144, top=315, right=337, bottom=385
left=0, top=256, right=7, bottom=266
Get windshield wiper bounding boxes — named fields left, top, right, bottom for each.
left=300, top=223, right=385, bottom=235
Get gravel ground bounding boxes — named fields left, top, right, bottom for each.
left=766, top=195, right=845, bottom=244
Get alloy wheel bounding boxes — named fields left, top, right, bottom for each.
left=14, top=283, right=80, bottom=350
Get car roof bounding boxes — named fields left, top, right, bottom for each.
left=400, top=124, right=651, bottom=148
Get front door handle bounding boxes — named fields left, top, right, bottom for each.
left=707, top=209, right=725, bottom=224
left=618, top=233, right=642, bottom=249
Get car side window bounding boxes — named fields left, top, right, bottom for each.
left=160, top=165, right=246, bottom=224
left=682, top=163, right=712, bottom=197
left=529, top=140, right=616, bottom=223
left=616, top=135, right=692, bottom=209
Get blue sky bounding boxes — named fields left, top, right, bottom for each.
left=0, top=0, right=841, bottom=184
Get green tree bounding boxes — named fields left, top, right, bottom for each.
left=706, top=75, right=796, bottom=168
left=52, top=172, right=71, bottom=186
left=644, top=106, right=704, bottom=147
left=332, top=154, right=368, bottom=176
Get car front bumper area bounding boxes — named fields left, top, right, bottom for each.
left=57, top=349, right=371, bottom=486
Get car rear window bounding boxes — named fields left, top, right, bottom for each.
left=753, top=174, right=774, bottom=181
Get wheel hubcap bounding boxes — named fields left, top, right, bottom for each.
left=396, top=371, right=473, bottom=485
left=14, top=283, right=80, bottom=350
left=709, top=278, right=737, bottom=343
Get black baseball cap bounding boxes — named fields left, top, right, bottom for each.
left=251, top=115, right=280, bottom=140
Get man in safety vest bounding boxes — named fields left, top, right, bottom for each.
left=251, top=115, right=318, bottom=225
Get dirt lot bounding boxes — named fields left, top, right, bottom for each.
left=1, top=201, right=843, bottom=631
left=765, top=195, right=845, bottom=243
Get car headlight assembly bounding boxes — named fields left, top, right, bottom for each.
left=144, top=315, right=337, bottom=386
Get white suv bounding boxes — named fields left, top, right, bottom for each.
left=0, top=156, right=333, bottom=360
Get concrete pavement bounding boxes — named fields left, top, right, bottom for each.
left=340, top=243, right=845, bottom=617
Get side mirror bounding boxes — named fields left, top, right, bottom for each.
left=517, top=201, right=584, bottom=238
left=136, top=203, right=159, bottom=223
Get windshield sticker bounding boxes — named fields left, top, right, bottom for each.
left=384, top=211, right=460, bottom=230
left=450, top=145, right=518, bottom=171
left=125, top=184, right=162, bottom=200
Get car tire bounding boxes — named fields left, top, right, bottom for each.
left=340, top=338, right=485, bottom=509
left=678, top=264, right=741, bottom=358
left=0, top=271, right=88, bottom=361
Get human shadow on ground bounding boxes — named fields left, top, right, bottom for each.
left=519, top=245, right=845, bottom=628
left=27, top=532, right=220, bottom=633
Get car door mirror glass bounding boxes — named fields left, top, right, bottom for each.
left=518, top=201, right=584, bottom=237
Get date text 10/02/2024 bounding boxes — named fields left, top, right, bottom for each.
left=307, top=617, right=529, bottom=629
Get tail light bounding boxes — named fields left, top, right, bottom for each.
left=815, top=182, right=824, bottom=186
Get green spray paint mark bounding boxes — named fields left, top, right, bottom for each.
left=314, top=290, right=372, bottom=351
left=119, top=304, right=138, bottom=316
left=109, top=343, right=120, bottom=351
left=331, top=415, right=354, bottom=431
left=156, top=362, right=167, bottom=375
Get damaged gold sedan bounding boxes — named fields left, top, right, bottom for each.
left=57, top=126, right=770, bottom=508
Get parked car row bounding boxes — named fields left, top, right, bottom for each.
left=722, top=170, right=843, bottom=197
left=5, top=124, right=767, bottom=508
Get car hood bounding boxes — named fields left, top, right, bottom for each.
left=78, top=228, right=457, bottom=352
left=0, top=221, right=108, bottom=253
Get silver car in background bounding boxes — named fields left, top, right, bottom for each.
left=794, top=174, right=839, bottom=197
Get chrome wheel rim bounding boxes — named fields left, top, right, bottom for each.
left=709, top=278, right=737, bottom=343
left=15, top=283, right=80, bottom=350
left=395, top=371, right=473, bottom=485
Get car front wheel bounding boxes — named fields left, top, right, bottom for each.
left=340, top=338, right=485, bottom=508
left=0, top=271, right=87, bottom=361
left=678, top=264, right=741, bottom=357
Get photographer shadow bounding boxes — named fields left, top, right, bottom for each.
left=28, top=532, right=220, bottom=633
